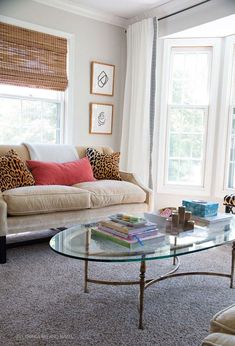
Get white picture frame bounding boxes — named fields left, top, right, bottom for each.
left=91, top=61, right=115, bottom=96
left=89, top=103, right=113, bottom=135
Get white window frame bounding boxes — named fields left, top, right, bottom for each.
left=214, top=35, right=235, bottom=197
left=0, top=15, right=75, bottom=144
left=157, top=38, right=221, bottom=196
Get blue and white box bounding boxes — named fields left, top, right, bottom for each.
left=182, top=200, right=219, bottom=217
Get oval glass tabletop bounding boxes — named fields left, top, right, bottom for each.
left=49, top=214, right=235, bottom=263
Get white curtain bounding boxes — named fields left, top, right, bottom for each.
left=120, top=18, right=154, bottom=186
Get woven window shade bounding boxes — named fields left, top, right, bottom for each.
left=0, top=22, right=68, bottom=91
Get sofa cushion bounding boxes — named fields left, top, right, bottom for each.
left=0, top=149, right=35, bottom=192
left=3, top=185, right=91, bottom=215
left=73, top=180, right=146, bottom=208
left=202, top=332, right=235, bottom=346
left=210, top=304, right=235, bottom=335
left=27, top=157, right=95, bottom=185
left=86, top=148, right=122, bottom=180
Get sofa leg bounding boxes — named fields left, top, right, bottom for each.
left=0, top=236, right=6, bottom=264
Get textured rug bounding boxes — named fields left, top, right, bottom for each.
left=0, top=242, right=234, bottom=346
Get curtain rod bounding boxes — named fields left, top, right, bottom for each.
left=158, top=0, right=211, bottom=21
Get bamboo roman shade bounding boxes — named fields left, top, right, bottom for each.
left=0, top=22, right=68, bottom=91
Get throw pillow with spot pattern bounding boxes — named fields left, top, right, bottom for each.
left=86, top=148, right=122, bottom=180
left=0, top=150, right=35, bottom=192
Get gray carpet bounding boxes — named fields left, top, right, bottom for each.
left=0, top=242, right=234, bottom=346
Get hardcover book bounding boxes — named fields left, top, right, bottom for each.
left=91, top=227, right=165, bottom=248
left=192, top=213, right=232, bottom=225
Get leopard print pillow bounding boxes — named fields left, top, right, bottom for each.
left=0, top=149, right=35, bottom=192
left=86, top=148, right=122, bottom=180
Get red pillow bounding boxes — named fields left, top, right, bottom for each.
left=26, top=157, right=96, bottom=185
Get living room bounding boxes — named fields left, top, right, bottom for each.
left=0, top=0, right=235, bottom=345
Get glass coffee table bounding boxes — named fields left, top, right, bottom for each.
left=50, top=213, right=235, bottom=329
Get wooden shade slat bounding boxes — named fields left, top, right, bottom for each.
left=0, top=22, right=68, bottom=91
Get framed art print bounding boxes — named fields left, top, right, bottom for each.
left=91, top=61, right=115, bottom=96
left=90, top=103, right=113, bottom=134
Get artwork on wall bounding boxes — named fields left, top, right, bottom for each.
left=90, top=103, right=113, bottom=135
left=91, top=61, right=115, bottom=96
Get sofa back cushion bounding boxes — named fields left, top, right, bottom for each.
left=77, top=146, right=113, bottom=158
left=0, top=145, right=30, bottom=160
left=0, top=144, right=113, bottom=161
left=27, top=157, right=96, bottom=185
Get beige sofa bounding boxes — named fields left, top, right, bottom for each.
left=0, top=145, right=152, bottom=263
left=202, top=304, right=235, bottom=345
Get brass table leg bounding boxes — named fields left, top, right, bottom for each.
left=84, top=260, right=89, bottom=293
left=173, top=236, right=177, bottom=265
left=84, top=229, right=91, bottom=293
left=139, top=259, right=146, bottom=330
left=230, top=241, right=235, bottom=289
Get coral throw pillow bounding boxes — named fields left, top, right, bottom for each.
left=27, top=157, right=96, bottom=185
left=86, top=148, right=122, bottom=180
left=0, top=149, right=35, bottom=192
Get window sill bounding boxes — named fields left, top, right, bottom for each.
left=157, top=184, right=209, bottom=196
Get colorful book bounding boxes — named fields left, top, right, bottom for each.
left=109, top=214, right=147, bottom=227
left=99, top=220, right=157, bottom=235
left=192, top=213, right=233, bottom=225
left=91, top=227, right=165, bottom=248
left=98, top=225, right=159, bottom=240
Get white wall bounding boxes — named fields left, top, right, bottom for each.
left=0, top=0, right=126, bottom=150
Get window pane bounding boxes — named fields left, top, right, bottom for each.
left=170, top=49, right=210, bottom=105
left=168, top=159, right=179, bottom=182
left=169, top=134, right=180, bottom=157
left=0, top=94, right=61, bottom=144
left=167, top=107, right=205, bottom=185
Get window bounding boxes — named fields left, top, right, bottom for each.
left=157, top=38, right=220, bottom=196
left=226, top=47, right=235, bottom=188
left=0, top=85, right=64, bottom=144
left=167, top=48, right=211, bottom=185
left=0, top=21, right=69, bottom=145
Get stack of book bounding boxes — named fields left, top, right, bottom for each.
left=192, top=213, right=233, bottom=227
left=91, top=214, right=165, bottom=248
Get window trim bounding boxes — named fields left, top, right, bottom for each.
left=0, top=14, right=75, bottom=145
left=157, top=38, right=221, bottom=196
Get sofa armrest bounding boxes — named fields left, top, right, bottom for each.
left=119, top=171, right=153, bottom=211
left=0, top=194, right=7, bottom=236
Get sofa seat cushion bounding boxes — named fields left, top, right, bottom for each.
left=73, top=180, right=146, bottom=208
left=202, top=332, right=235, bottom=346
left=210, top=304, right=235, bottom=335
left=3, top=185, right=91, bottom=216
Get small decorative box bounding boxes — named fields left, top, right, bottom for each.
left=182, top=200, right=219, bottom=217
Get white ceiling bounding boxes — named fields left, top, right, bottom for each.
left=70, top=0, right=170, bottom=19
left=33, top=0, right=205, bottom=27
left=167, top=14, right=235, bottom=38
